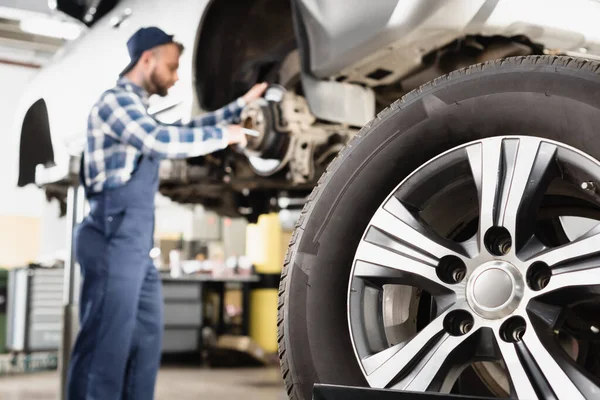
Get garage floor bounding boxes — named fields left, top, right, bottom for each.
left=0, top=366, right=287, bottom=399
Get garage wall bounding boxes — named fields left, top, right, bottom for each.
left=39, top=198, right=67, bottom=261
left=0, top=62, right=44, bottom=267
left=155, top=195, right=247, bottom=260
left=0, top=63, right=43, bottom=217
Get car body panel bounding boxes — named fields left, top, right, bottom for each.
left=13, top=0, right=208, bottom=185
left=296, top=0, right=600, bottom=82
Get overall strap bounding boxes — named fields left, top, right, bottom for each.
left=78, top=152, right=91, bottom=198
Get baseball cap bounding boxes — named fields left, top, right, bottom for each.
left=119, top=27, right=175, bottom=77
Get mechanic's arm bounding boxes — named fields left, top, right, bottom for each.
left=178, top=82, right=269, bottom=128
left=100, top=92, right=246, bottom=159
left=181, top=97, right=246, bottom=128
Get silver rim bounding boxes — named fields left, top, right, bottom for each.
left=348, top=136, right=600, bottom=399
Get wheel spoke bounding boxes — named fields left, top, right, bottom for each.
left=376, top=197, right=467, bottom=260
left=542, top=258, right=600, bottom=293
left=466, top=138, right=503, bottom=251
left=398, top=333, right=474, bottom=392
left=529, top=224, right=600, bottom=293
left=515, top=321, right=588, bottom=399
left=466, top=138, right=557, bottom=253
left=354, top=243, right=456, bottom=296
left=495, top=338, right=540, bottom=400
left=362, top=312, right=471, bottom=390
left=529, top=223, right=600, bottom=267
left=362, top=315, right=445, bottom=388
left=355, top=197, right=469, bottom=295
left=362, top=342, right=406, bottom=377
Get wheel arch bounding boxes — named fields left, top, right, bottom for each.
left=18, top=98, right=55, bottom=187
left=192, top=0, right=297, bottom=110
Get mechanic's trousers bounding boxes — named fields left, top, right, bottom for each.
left=67, top=154, right=163, bottom=400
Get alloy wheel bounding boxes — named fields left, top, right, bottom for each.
left=349, top=136, right=600, bottom=399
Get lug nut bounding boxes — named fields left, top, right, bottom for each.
left=452, top=269, right=466, bottom=283
left=512, top=327, right=525, bottom=341
left=444, top=310, right=474, bottom=337
left=527, top=262, right=551, bottom=291
left=437, top=256, right=467, bottom=284
left=484, top=227, right=512, bottom=256
left=460, top=321, right=473, bottom=335
left=581, top=181, right=596, bottom=192
left=500, top=316, right=527, bottom=343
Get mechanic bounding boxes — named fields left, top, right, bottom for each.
left=66, top=26, right=267, bottom=399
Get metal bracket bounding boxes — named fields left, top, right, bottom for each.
left=301, top=72, right=375, bottom=127
left=288, top=136, right=315, bottom=183
left=312, top=384, right=499, bottom=400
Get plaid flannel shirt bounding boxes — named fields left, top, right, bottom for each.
left=83, top=77, right=245, bottom=193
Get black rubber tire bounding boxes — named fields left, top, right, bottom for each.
left=277, top=55, right=600, bottom=399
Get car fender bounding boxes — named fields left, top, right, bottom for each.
left=14, top=0, right=213, bottom=186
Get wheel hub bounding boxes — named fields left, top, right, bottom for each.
left=466, top=261, right=524, bottom=319
left=239, top=85, right=291, bottom=176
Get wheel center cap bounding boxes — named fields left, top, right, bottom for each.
left=473, top=269, right=513, bottom=308
left=467, top=261, right=524, bottom=319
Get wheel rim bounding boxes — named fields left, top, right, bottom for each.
left=348, top=136, right=600, bottom=399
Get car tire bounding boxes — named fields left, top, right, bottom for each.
left=277, top=55, right=600, bottom=399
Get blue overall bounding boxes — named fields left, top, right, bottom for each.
left=67, top=153, right=163, bottom=400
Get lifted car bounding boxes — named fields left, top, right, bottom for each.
left=16, top=0, right=599, bottom=221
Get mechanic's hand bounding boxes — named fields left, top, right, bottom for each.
left=225, top=125, right=248, bottom=148
left=242, top=82, right=268, bottom=104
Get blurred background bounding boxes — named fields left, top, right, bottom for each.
left=0, top=3, right=295, bottom=398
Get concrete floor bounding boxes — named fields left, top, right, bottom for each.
left=0, top=366, right=287, bottom=400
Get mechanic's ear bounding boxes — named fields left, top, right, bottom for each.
left=141, top=50, right=156, bottom=69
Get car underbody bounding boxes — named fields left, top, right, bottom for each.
left=83, top=31, right=531, bottom=223
left=159, top=33, right=544, bottom=221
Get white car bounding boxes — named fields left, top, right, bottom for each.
left=14, top=0, right=600, bottom=399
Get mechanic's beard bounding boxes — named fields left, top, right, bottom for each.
left=150, top=69, right=169, bottom=97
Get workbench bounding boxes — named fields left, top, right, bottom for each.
left=5, top=265, right=259, bottom=358
left=160, top=273, right=259, bottom=355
